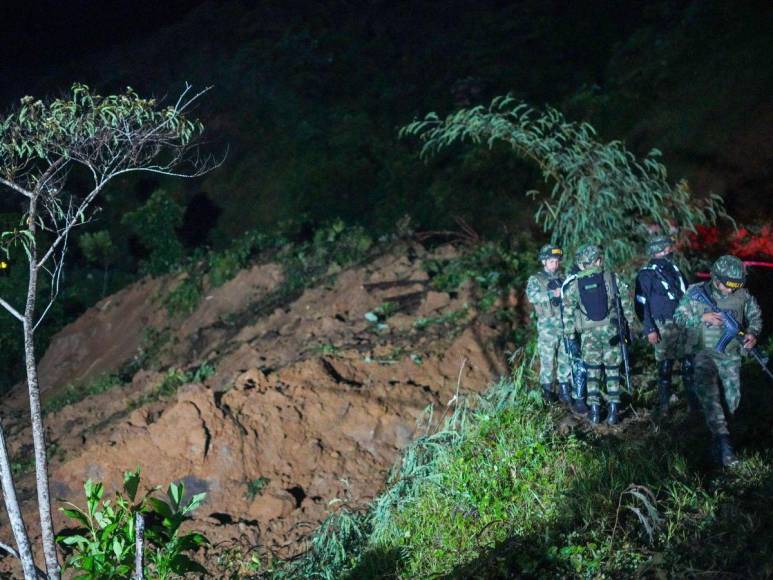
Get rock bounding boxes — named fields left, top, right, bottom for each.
left=417, top=291, right=451, bottom=316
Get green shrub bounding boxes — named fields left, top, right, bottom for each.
left=79, top=230, right=119, bottom=296
left=57, top=469, right=208, bottom=579
left=208, top=250, right=242, bottom=288
left=123, top=189, right=185, bottom=276
left=423, top=240, right=535, bottom=312
left=163, top=275, right=203, bottom=317
left=145, top=480, right=209, bottom=578
left=207, top=230, right=278, bottom=288
left=311, top=219, right=373, bottom=267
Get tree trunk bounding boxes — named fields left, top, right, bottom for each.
left=0, top=420, right=38, bottom=579
left=24, top=197, right=60, bottom=580
left=134, top=512, right=144, bottom=580
left=23, top=320, right=59, bottom=579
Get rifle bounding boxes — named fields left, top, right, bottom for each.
left=555, top=276, right=587, bottom=399
left=610, top=273, right=633, bottom=394
left=689, top=284, right=773, bottom=381
left=547, top=278, right=562, bottom=308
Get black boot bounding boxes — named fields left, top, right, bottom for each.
left=681, top=356, right=700, bottom=413
left=558, top=382, right=572, bottom=404
left=573, top=398, right=589, bottom=414
left=606, top=402, right=620, bottom=425
left=572, top=366, right=588, bottom=413
left=574, top=364, right=588, bottom=402
left=589, top=404, right=601, bottom=424
left=716, top=434, right=739, bottom=467
left=657, top=359, right=673, bottom=414
left=542, top=383, right=557, bottom=403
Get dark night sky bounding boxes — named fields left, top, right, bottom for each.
left=0, top=0, right=208, bottom=97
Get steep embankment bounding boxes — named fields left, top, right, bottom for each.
left=0, top=240, right=512, bottom=566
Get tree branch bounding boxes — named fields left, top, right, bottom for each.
left=0, top=297, right=24, bottom=322
left=0, top=541, right=48, bottom=579
left=0, top=177, right=34, bottom=199
left=36, top=181, right=106, bottom=270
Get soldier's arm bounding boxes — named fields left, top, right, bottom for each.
left=744, top=293, right=763, bottom=337
left=562, top=283, right=579, bottom=334
left=525, top=275, right=548, bottom=308
left=673, top=293, right=702, bottom=328
left=617, top=277, right=636, bottom=327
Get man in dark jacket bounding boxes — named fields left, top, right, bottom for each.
left=635, top=235, right=699, bottom=414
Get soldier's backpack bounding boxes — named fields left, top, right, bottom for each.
left=578, top=271, right=609, bottom=321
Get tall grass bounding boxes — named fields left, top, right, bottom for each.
left=265, top=355, right=773, bottom=578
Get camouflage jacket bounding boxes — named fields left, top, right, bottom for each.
left=562, top=267, right=634, bottom=334
left=673, top=281, right=763, bottom=355
left=526, top=269, right=563, bottom=322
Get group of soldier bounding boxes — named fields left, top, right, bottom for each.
left=526, top=236, right=763, bottom=467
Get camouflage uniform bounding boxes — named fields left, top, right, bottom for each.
left=562, top=245, right=635, bottom=424
left=673, top=256, right=762, bottom=465
left=526, top=245, right=572, bottom=402
left=635, top=235, right=700, bottom=412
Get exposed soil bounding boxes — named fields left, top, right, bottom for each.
left=0, top=240, right=512, bottom=573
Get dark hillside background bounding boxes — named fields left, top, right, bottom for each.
left=3, top=0, right=770, bottom=246
left=0, top=0, right=770, bottom=387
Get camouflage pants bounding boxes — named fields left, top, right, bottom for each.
left=695, top=349, right=741, bottom=436
left=653, top=319, right=698, bottom=362
left=537, top=320, right=572, bottom=386
left=580, top=324, right=622, bottom=405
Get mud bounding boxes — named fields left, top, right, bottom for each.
left=0, top=241, right=513, bottom=573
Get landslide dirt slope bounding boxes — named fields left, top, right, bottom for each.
left=0, top=240, right=513, bottom=569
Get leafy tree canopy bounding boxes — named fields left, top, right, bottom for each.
left=402, top=96, right=730, bottom=269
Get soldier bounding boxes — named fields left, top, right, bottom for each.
left=673, top=255, right=762, bottom=467
left=635, top=235, right=699, bottom=414
left=526, top=244, right=572, bottom=403
left=562, top=244, right=635, bottom=425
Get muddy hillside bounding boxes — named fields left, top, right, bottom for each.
left=0, top=240, right=516, bottom=563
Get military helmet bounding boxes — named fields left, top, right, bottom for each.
left=538, top=244, right=563, bottom=261
left=575, top=244, right=602, bottom=267
left=711, top=255, right=746, bottom=289
left=646, top=235, right=674, bottom=257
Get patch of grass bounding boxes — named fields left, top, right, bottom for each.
left=164, top=274, right=203, bottom=317
left=413, top=307, right=469, bottom=330
left=213, top=545, right=263, bottom=578
left=11, top=454, right=35, bottom=477
left=313, top=343, right=341, bottom=356
left=43, top=373, right=124, bottom=414
left=245, top=476, right=271, bottom=500
left=128, top=362, right=216, bottom=410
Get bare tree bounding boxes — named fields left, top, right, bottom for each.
left=0, top=83, right=219, bottom=579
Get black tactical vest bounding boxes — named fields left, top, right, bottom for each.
left=578, top=271, right=609, bottom=321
